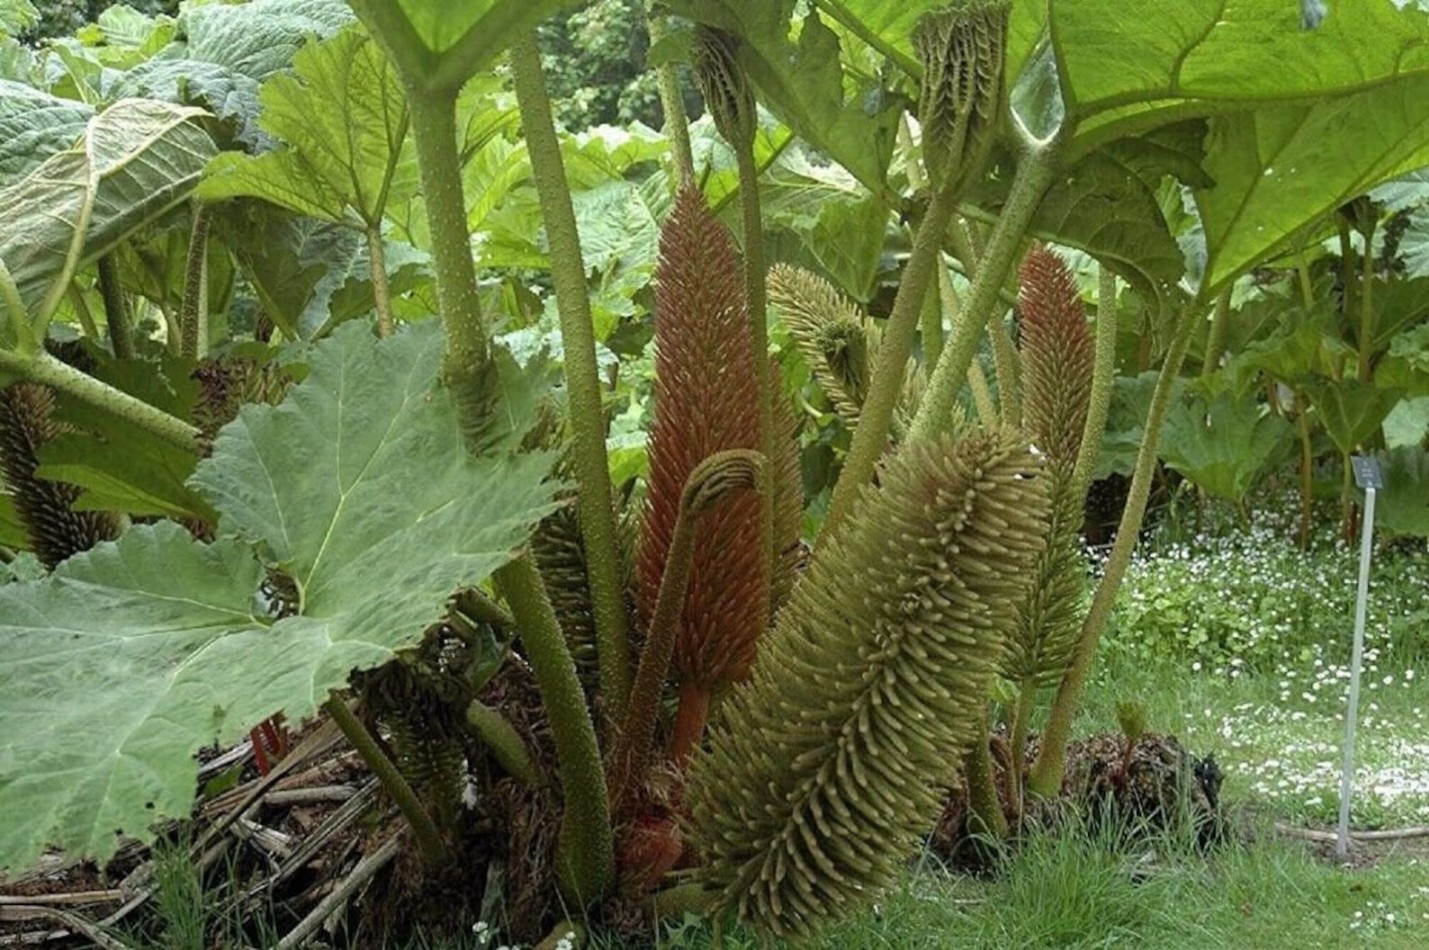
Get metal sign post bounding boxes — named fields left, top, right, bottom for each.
left=1337, top=456, right=1382, bottom=858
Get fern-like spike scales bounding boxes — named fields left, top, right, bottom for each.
left=686, top=429, right=1049, bottom=939
left=0, top=383, right=120, bottom=569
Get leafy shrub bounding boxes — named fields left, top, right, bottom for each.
left=536, top=0, right=669, bottom=131
left=1107, top=501, right=1429, bottom=672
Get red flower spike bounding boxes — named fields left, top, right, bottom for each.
left=636, top=187, right=768, bottom=761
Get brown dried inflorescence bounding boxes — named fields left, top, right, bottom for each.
left=636, top=187, right=767, bottom=759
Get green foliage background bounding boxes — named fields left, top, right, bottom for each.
left=28, top=0, right=178, bottom=39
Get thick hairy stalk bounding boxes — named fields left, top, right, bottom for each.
left=510, top=35, right=634, bottom=715
left=366, top=227, right=396, bottom=337
left=0, top=383, right=121, bottom=568
left=1028, top=299, right=1199, bottom=796
left=466, top=700, right=541, bottom=789
left=1202, top=287, right=1231, bottom=377
left=1357, top=216, right=1377, bottom=383
left=324, top=696, right=450, bottom=868
left=637, top=187, right=768, bottom=763
left=687, top=430, right=1049, bottom=940
left=96, top=256, right=132, bottom=360
left=988, top=314, right=1020, bottom=425
left=898, top=114, right=947, bottom=381
left=0, top=348, right=201, bottom=452
left=1071, top=264, right=1119, bottom=499
left=965, top=713, right=1008, bottom=838
left=404, top=85, right=496, bottom=446
left=938, top=263, right=998, bottom=424
left=911, top=143, right=1059, bottom=443
left=645, top=5, right=694, bottom=186
left=767, top=377, right=804, bottom=617
left=178, top=204, right=211, bottom=360
left=611, top=450, right=763, bottom=809
left=819, top=185, right=958, bottom=541
left=694, top=25, right=774, bottom=589
left=920, top=276, right=945, bottom=371
left=496, top=556, right=614, bottom=905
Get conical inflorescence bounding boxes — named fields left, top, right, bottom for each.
left=685, top=429, right=1049, bottom=939
left=1005, top=246, right=1095, bottom=688
left=636, top=186, right=769, bottom=761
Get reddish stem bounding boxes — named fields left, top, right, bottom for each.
left=670, top=683, right=711, bottom=766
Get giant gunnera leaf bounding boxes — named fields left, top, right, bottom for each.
left=0, top=321, right=559, bottom=874
left=686, top=428, right=1048, bottom=940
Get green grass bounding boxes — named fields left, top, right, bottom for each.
left=441, top=822, right=1424, bottom=949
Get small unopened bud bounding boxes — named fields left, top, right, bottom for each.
left=694, top=25, right=757, bottom=153
left=914, top=0, right=1011, bottom=194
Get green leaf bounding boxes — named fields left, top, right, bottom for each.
left=0, top=550, right=42, bottom=582
left=35, top=353, right=214, bottom=523
left=0, top=491, right=23, bottom=549
left=196, top=25, right=414, bottom=228
left=0, top=0, right=37, bottom=38
left=189, top=321, right=558, bottom=615
left=1233, top=303, right=1351, bottom=385
left=1375, top=446, right=1429, bottom=537
left=0, top=322, right=559, bottom=873
left=1053, top=0, right=1429, bottom=144
left=1194, top=89, right=1429, bottom=291
left=1044, top=1, right=1429, bottom=289
left=1363, top=278, right=1429, bottom=352
left=665, top=1, right=904, bottom=193
left=0, top=99, right=216, bottom=346
left=107, top=60, right=266, bottom=148
left=354, top=0, right=584, bottom=92
left=178, top=0, right=355, bottom=83
left=1389, top=322, right=1429, bottom=374
left=105, top=0, right=353, bottom=147
left=1395, top=205, right=1429, bottom=280
left=90, top=4, right=177, bottom=54
left=1303, top=377, right=1404, bottom=455
left=1384, top=395, right=1429, bottom=449
left=0, top=523, right=265, bottom=871
left=1023, top=122, right=1210, bottom=291
left=1160, top=390, right=1294, bottom=502
left=226, top=209, right=428, bottom=340
left=0, top=82, right=93, bottom=185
